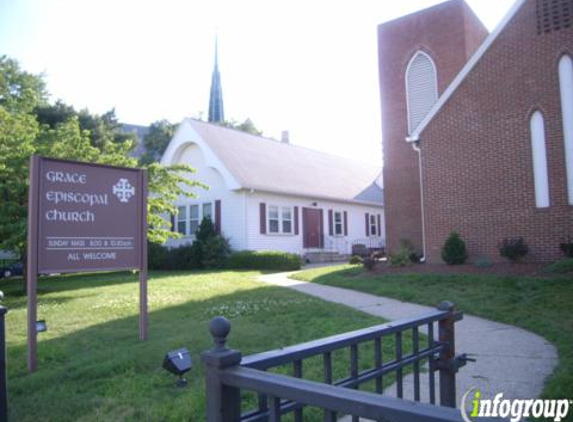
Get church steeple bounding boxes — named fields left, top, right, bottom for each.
left=208, top=37, right=224, bottom=123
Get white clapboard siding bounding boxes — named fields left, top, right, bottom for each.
left=406, top=51, right=439, bottom=134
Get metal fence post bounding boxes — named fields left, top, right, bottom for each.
left=201, top=316, right=242, bottom=422
left=0, top=306, right=8, bottom=422
left=437, top=301, right=456, bottom=408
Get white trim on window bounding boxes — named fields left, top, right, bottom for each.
left=559, top=54, right=573, bottom=205
left=189, top=204, right=200, bottom=235
left=530, top=111, right=550, bottom=208
left=406, top=51, right=439, bottom=135
left=369, top=214, right=378, bottom=236
left=175, top=201, right=216, bottom=237
left=176, top=206, right=187, bottom=235
left=267, top=204, right=294, bottom=235
left=333, top=211, right=344, bottom=236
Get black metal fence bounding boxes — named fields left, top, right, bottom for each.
left=202, top=302, right=489, bottom=422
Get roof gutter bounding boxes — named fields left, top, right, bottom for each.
left=237, top=187, right=384, bottom=208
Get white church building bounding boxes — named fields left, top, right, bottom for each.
left=161, top=118, right=385, bottom=259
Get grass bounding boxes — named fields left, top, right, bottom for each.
left=293, top=264, right=573, bottom=402
left=544, top=257, right=573, bottom=274
left=0, top=269, right=402, bottom=422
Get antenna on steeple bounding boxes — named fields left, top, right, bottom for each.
left=208, top=35, right=224, bottom=123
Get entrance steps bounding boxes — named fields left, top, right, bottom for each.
left=303, top=251, right=349, bottom=264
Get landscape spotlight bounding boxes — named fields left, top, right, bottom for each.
left=36, top=320, right=47, bottom=333
left=163, top=348, right=192, bottom=387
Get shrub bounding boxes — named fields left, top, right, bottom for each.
left=388, top=247, right=412, bottom=267
left=200, top=236, right=231, bottom=269
left=148, top=242, right=169, bottom=270
left=544, top=258, right=573, bottom=274
left=147, top=218, right=230, bottom=270
left=399, top=238, right=421, bottom=263
left=499, top=237, right=529, bottom=262
left=560, top=237, right=573, bottom=258
left=192, top=217, right=231, bottom=269
left=362, top=257, right=376, bottom=271
left=349, top=255, right=362, bottom=265
left=148, top=243, right=201, bottom=270
left=227, top=251, right=302, bottom=271
left=409, top=252, right=422, bottom=263
left=441, top=231, right=468, bottom=265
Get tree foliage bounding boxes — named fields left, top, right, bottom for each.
left=219, top=118, right=262, bottom=136
left=139, top=119, right=177, bottom=165
left=36, top=101, right=135, bottom=149
left=0, top=56, right=206, bottom=261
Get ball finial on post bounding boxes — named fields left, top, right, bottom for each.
left=209, top=316, right=231, bottom=351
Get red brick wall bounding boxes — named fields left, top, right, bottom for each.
left=378, top=0, right=488, bottom=254
left=420, top=0, right=573, bottom=262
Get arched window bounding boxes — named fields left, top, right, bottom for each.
left=559, top=54, right=573, bottom=205
left=530, top=111, right=550, bottom=208
left=406, top=51, right=438, bottom=134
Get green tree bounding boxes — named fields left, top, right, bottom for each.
left=0, top=55, right=47, bottom=113
left=35, top=101, right=136, bottom=149
left=0, top=57, right=207, bottom=290
left=219, top=118, right=262, bottom=136
left=139, top=119, right=177, bottom=165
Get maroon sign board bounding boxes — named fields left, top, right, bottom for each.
left=27, top=155, right=148, bottom=372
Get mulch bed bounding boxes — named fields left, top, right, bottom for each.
left=372, top=261, right=553, bottom=277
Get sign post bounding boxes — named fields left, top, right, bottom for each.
left=27, top=155, right=148, bottom=372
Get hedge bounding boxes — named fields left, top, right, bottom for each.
left=227, top=250, right=303, bottom=271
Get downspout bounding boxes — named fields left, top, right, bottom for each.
left=411, top=141, right=427, bottom=262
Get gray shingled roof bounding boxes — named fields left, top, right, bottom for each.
left=186, top=119, right=383, bottom=205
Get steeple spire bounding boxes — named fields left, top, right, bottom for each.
left=208, top=36, right=224, bottom=123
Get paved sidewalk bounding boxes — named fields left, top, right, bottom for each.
left=258, top=271, right=558, bottom=405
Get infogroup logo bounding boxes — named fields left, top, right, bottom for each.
left=461, top=388, right=571, bottom=422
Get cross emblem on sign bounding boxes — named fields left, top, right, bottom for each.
left=113, top=178, right=135, bottom=203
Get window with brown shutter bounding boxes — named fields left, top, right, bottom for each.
left=259, top=203, right=266, bottom=234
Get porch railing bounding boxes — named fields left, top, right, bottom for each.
left=202, top=302, right=493, bottom=422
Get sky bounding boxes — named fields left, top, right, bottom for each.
left=0, top=0, right=515, bottom=166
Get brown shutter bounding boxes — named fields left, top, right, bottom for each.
left=365, top=213, right=370, bottom=237
left=294, top=206, right=299, bottom=235
left=259, top=203, right=266, bottom=234
left=319, top=209, right=324, bottom=248
left=328, top=209, right=333, bottom=236
left=302, top=208, right=308, bottom=248
left=215, top=200, right=221, bottom=234
left=377, top=214, right=381, bottom=237
left=171, top=213, right=176, bottom=232
left=343, top=211, right=348, bottom=236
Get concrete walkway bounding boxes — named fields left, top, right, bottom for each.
left=258, top=271, right=558, bottom=405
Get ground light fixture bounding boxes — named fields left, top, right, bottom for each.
left=163, top=348, right=192, bottom=387
left=36, top=320, right=47, bottom=333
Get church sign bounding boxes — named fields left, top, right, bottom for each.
left=27, top=155, right=148, bottom=372
left=33, top=157, right=145, bottom=273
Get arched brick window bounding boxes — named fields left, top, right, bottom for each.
left=405, top=51, right=438, bottom=134
left=559, top=54, right=573, bottom=205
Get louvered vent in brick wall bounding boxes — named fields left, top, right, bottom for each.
left=536, top=0, right=572, bottom=34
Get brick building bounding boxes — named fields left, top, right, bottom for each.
left=378, top=0, right=573, bottom=262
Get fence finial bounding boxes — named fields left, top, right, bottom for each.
left=437, top=301, right=455, bottom=312
left=209, top=316, right=231, bottom=351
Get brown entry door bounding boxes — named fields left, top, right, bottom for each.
left=303, top=208, right=323, bottom=248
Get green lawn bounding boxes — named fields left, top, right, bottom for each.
left=293, top=265, right=573, bottom=402
left=0, top=270, right=394, bottom=422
